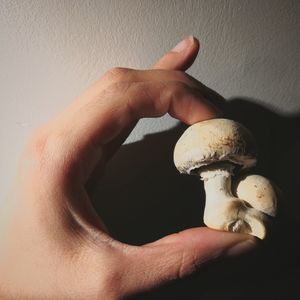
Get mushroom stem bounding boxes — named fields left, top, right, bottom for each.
left=201, top=168, right=234, bottom=205
left=199, top=165, right=267, bottom=239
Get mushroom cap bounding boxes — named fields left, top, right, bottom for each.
left=234, top=174, right=277, bottom=217
left=174, top=118, right=257, bottom=175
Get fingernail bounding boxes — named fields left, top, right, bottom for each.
left=226, top=239, right=257, bottom=257
left=171, top=36, right=195, bottom=53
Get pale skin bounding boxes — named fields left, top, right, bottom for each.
left=0, top=37, right=257, bottom=299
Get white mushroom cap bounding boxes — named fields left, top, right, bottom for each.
left=234, top=174, right=277, bottom=217
left=174, top=119, right=257, bottom=174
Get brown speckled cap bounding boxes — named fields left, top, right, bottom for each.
left=173, top=118, right=257, bottom=175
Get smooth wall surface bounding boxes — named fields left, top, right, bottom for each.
left=0, top=1, right=299, bottom=299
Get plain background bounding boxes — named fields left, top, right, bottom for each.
left=0, top=1, right=299, bottom=299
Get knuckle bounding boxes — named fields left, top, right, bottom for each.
left=163, top=81, right=190, bottom=98
left=104, top=67, right=133, bottom=82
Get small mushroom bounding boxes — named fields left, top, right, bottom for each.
left=173, top=118, right=268, bottom=239
left=234, top=174, right=277, bottom=217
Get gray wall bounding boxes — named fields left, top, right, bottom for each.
left=1, top=1, right=299, bottom=299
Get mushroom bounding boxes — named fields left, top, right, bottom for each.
left=173, top=118, right=270, bottom=239
left=234, top=174, right=277, bottom=217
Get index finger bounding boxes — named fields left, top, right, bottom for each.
left=43, top=79, right=221, bottom=184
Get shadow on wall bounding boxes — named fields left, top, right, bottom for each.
left=91, top=98, right=300, bottom=300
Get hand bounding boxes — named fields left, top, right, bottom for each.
left=0, top=37, right=256, bottom=300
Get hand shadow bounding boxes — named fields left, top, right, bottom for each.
left=91, top=98, right=300, bottom=300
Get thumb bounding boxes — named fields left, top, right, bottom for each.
left=152, top=36, right=200, bottom=71
left=124, top=227, right=256, bottom=295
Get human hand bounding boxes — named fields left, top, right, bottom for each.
left=0, top=37, right=256, bottom=299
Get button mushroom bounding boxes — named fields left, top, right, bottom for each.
left=173, top=118, right=273, bottom=239
left=234, top=174, right=277, bottom=218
